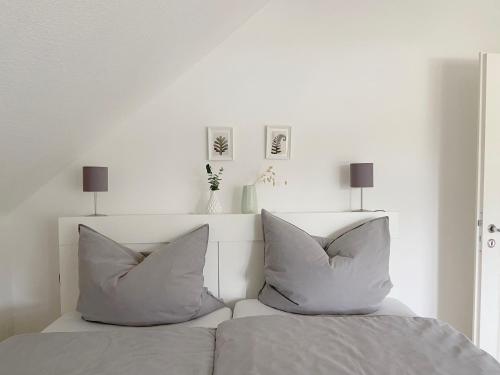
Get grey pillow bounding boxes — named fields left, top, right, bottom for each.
left=258, top=210, right=392, bottom=314
left=77, top=224, right=224, bottom=326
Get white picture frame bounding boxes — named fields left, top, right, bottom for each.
left=266, top=125, right=291, bottom=160
left=207, top=127, right=234, bottom=161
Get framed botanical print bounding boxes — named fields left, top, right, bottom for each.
left=207, top=127, right=234, bottom=161
left=266, top=125, right=291, bottom=160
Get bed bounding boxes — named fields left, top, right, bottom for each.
left=1, top=212, right=499, bottom=374
left=222, top=298, right=500, bottom=374
left=214, top=314, right=500, bottom=374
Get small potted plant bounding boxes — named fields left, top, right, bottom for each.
left=206, top=164, right=223, bottom=214
left=241, top=166, right=287, bottom=214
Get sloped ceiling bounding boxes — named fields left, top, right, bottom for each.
left=0, top=0, right=268, bottom=213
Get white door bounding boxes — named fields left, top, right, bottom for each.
left=475, top=52, right=500, bottom=359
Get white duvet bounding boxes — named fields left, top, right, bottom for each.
left=43, top=298, right=413, bottom=332
left=233, top=298, right=415, bottom=319
left=43, top=307, right=232, bottom=332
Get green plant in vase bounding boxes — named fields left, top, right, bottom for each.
left=206, top=164, right=223, bottom=214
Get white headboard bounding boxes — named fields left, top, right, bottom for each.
left=58, top=212, right=398, bottom=314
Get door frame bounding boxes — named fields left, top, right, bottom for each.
left=473, top=52, right=487, bottom=345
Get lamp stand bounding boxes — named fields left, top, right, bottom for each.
left=89, top=192, right=106, bottom=216
left=353, top=188, right=369, bottom=212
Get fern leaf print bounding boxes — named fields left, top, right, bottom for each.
left=271, top=134, right=286, bottom=154
left=213, top=136, right=228, bottom=155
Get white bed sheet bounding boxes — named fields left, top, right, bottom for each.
left=233, top=298, right=416, bottom=319
left=42, top=307, right=232, bottom=332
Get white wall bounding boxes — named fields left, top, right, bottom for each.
left=0, top=0, right=268, bottom=213
left=0, top=216, right=13, bottom=340
left=4, top=0, right=500, bottom=336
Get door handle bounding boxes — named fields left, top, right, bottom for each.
left=488, top=224, right=500, bottom=233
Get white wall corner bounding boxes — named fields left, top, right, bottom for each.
left=0, top=216, right=14, bottom=340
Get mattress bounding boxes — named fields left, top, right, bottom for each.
left=233, top=298, right=415, bottom=319
left=42, top=307, right=232, bottom=332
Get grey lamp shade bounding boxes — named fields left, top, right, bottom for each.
left=350, top=163, right=373, bottom=188
left=83, top=166, right=108, bottom=192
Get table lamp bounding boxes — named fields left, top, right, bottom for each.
left=350, top=163, right=373, bottom=211
left=83, top=166, right=108, bottom=216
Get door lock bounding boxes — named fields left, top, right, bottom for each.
left=488, top=224, right=500, bottom=233
left=487, top=239, right=496, bottom=248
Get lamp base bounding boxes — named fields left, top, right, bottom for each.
left=88, top=192, right=107, bottom=216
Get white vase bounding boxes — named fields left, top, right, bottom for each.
left=207, top=190, right=222, bottom=214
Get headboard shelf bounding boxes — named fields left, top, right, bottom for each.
left=58, top=211, right=398, bottom=313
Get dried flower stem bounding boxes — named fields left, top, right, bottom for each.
left=254, top=166, right=287, bottom=187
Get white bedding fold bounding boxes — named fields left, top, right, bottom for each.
left=43, top=307, right=232, bottom=332
left=233, top=298, right=415, bottom=319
